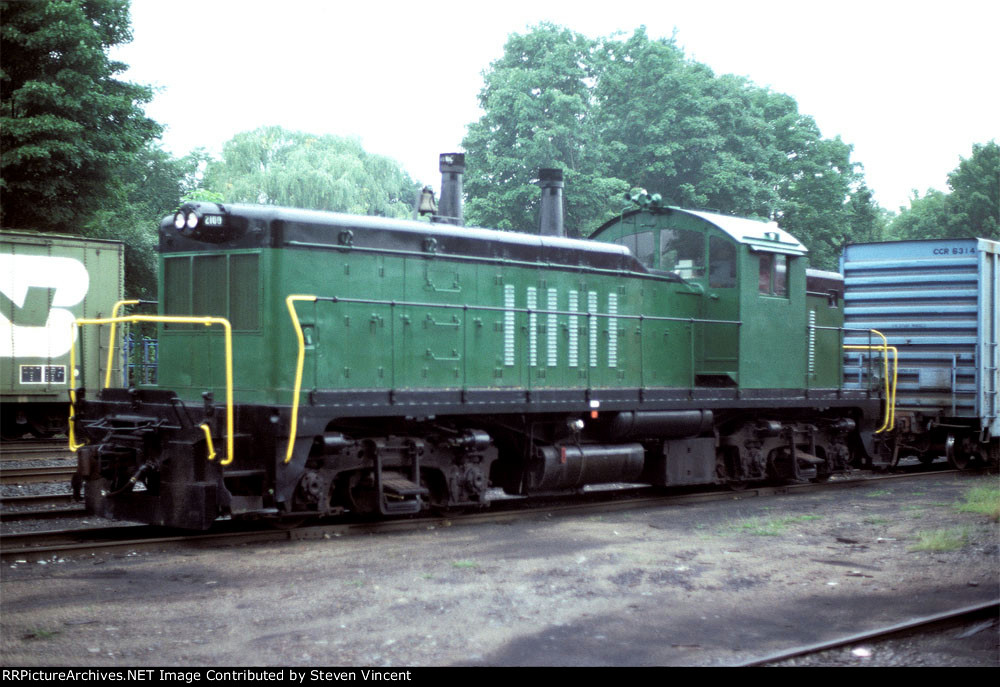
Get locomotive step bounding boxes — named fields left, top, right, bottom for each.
left=380, top=476, right=429, bottom=498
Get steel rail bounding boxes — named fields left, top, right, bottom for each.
left=1, top=505, right=85, bottom=521
left=0, top=468, right=966, bottom=562
left=735, top=600, right=999, bottom=666
left=1, top=493, right=75, bottom=508
left=0, top=448, right=73, bottom=462
left=0, top=466, right=75, bottom=485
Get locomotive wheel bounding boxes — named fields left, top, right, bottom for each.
left=342, top=471, right=378, bottom=515
left=873, top=437, right=896, bottom=470
left=949, top=452, right=971, bottom=470
left=28, top=426, right=55, bottom=439
left=420, top=471, right=464, bottom=516
left=945, top=435, right=971, bottom=470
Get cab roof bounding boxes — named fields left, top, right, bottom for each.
left=593, top=207, right=808, bottom=256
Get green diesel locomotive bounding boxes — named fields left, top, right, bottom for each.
left=72, top=155, right=881, bottom=529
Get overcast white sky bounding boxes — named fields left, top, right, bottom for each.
left=111, top=0, right=999, bottom=213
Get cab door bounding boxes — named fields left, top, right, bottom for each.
left=700, top=234, right=740, bottom=384
left=739, top=250, right=807, bottom=389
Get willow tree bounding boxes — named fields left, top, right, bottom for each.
left=202, top=127, right=419, bottom=219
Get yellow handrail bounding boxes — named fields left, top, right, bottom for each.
left=284, top=295, right=317, bottom=464
left=104, top=299, right=139, bottom=388
left=844, top=328, right=897, bottom=432
left=68, top=331, right=87, bottom=451
left=69, top=314, right=236, bottom=465
left=199, top=423, right=217, bottom=461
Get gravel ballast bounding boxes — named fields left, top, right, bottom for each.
left=1, top=472, right=997, bottom=667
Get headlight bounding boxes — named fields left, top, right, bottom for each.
left=166, top=202, right=241, bottom=242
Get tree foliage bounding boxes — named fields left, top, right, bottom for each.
left=85, top=145, right=204, bottom=297
left=0, top=0, right=161, bottom=232
left=463, top=26, right=628, bottom=235
left=202, top=127, right=419, bottom=219
left=889, top=141, right=999, bottom=240
left=462, top=25, right=867, bottom=268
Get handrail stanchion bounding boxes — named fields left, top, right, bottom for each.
left=285, top=295, right=318, bottom=464
left=843, top=328, right=896, bottom=433
left=70, top=314, right=235, bottom=464
left=104, top=300, right=139, bottom=388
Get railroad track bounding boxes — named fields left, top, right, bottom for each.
left=0, top=440, right=72, bottom=462
left=738, top=601, right=999, bottom=666
left=0, top=465, right=75, bottom=485
left=0, top=468, right=971, bottom=563
left=0, top=493, right=83, bottom=521
left=1, top=493, right=76, bottom=509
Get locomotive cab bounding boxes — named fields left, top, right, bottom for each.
left=591, top=205, right=819, bottom=389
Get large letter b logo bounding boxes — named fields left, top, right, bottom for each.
left=1, top=254, right=90, bottom=358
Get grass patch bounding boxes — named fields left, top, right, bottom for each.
left=727, top=514, right=820, bottom=536
left=956, top=485, right=1000, bottom=521
left=863, top=516, right=889, bottom=525
left=866, top=489, right=892, bottom=497
left=22, top=628, right=59, bottom=641
left=908, top=528, right=968, bottom=552
left=451, top=560, right=478, bottom=569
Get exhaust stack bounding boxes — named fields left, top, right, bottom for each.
left=436, top=153, right=465, bottom=226
left=538, top=168, right=564, bottom=237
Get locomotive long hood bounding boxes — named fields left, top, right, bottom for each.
left=159, top=204, right=675, bottom=278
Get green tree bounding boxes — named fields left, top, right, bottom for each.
left=462, top=25, right=868, bottom=268
left=463, top=25, right=629, bottom=236
left=202, top=127, right=419, bottom=218
left=946, top=141, right=999, bottom=239
left=84, top=145, right=203, bottom=297
left=889, top=189, right=949, bottom=240
left=889, top=141, right=999, bottom=240
left=1, top=0, right=161, bottom=232
left=845, top=183, right=888, bottom=244
left=591, top=30, right=785, bottom=218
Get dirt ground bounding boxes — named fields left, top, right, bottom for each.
left=1, top=472, right=997, bottom=667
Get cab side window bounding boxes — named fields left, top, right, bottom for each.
left=635, top=231, right=654, bottom=268
left=758, top=253, right=789, bottom=297
left=660, top=229, right=704, bottom=279
left=774, top=255, right=788, bottom=297
left=615, top=230, right=655, bottom=269
left=709, top=236, right=736, bottom=288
